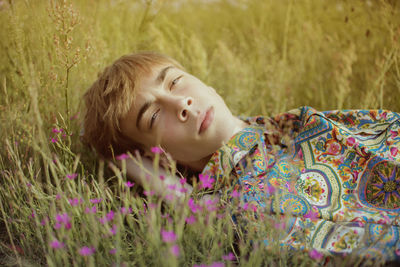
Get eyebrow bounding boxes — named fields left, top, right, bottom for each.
left=135, top=66, right=174, bottom=130
left=156, top=65, right=174, bottom=85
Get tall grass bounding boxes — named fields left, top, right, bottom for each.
left=0, top=0, right=399, bottom=266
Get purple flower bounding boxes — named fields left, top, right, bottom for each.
left=110, top=224, right=117, bottom=235
left=185, top=215, right=196, bottom=224
left=167, top=184, right=177, bottom=191
left=161, top=229, right=177, bottom=243
left=66, top=173, right=78, bottom=180
left=159, top=175, right=165, bottom=181
left=222, top=252, right=235, bottom=261
left=230, top=189, right=240, bottom=198
left=179, top=187, right=188, bottom=193
left=90, top=198, right=102, bottom=204
left=308, top=249, right=324, bottom=260
left=50, top=239, right=64, bottom=249
left=125, top=181, right=135, bottom=188
left=85, top=206, right=97, bottom=214
left=170, top=244, right=180, bottom=257
left=199, top=174, right=214, bottom=189
left=120, top=206, right=132, bottom=215
left=188, top=198, right=202, bottom=213
left=116, top=153, right=129, bottom=160
left=79, top=246, right=95, bottom=256
left=204, top=198, right=218, bottom=212
left=106, top=210, right=115, bottom=221
left=52, top=128, right=63, bottom=133
left=68, top=198, right=81, bottom=206
left=109, top=248, right=117, bottom=255
left=41, top=217, right=48, bottom=226
left=179, top=178, right=186, bottom=185
left=55, top=213, right=71, bottom=230
left=151, top=146, right=163, bottom=154
left=51, top=137, right=58, bottom=143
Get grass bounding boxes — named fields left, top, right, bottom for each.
left=0, top=0, right=400, bottom=266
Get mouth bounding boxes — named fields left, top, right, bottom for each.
left=198, top=107, right=214, bottom=134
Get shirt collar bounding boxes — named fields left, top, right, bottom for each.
left=201, top=117, right=266, bottom=182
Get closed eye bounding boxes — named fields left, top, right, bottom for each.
left=150, top=109, right=160, bottom=129
left=170, top=75, right=182, bottom=90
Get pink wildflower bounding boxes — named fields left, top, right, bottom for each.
left=188, top=198, right=202, bottom=213
left=170, top=244, right=180, bottom=257
left=161, top=229, right=177, bottom=243
left=230, top=189, right=240, bottom=198
left=68, top=198, right=81, bottom=206
left=51, top=137, right=58, bottom=143
left=90, top=198, right=102, bottom=204
left=106, top=210, right=115, bottom=221
left=151, top=146, right=163, bottom=154
left=308, top=249, right=324, bottom=260
left=179, top=187, right=188, bottom=193
left=56, top=193, right=62, bottom=200
left=50, top=239, right=64, bottom=249
left=167, top=184, right=177, bottom=191
left=110, top=224, right=117, bottom=235
left=222, top=252, right=236, bottom=261
left=120, top=207, right=132, bottom=215
left=204, top=198, right=218, bottom=212
left=85, top=206, right=97, bottom=214
left=66, top=173, right=78, bottom=180
left=242, top=203, right=249, bottom=211
left=125, top=181, right=135, bottom=188
left=41, top=217, right=48, bottom=226
left=116, top=153, right=129, bottom=160
left=179, top=178, right=187, bottom=185
left=109, top=248, right=117, bottom=255
left=159, top=175, right=165, bottom=181
left=185, top=215, right=196, bottom=224
left=199, top=174, right=215, bottom=189
left=274, top=222, right=286, bottom=229
left=55, top=213, right=71, bottom=230
left=52, top=128, right=63, bottom=133
left=79, top=246, right=95, bottom=256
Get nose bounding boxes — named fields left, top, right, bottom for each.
left=177, top=96, right=193, bottom=122
left=159, top=94, right=193, bottom=122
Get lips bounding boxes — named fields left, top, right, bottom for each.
left=199, top=107, right=214, bottom=134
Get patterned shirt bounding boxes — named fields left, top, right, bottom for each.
left=201, top=106, right=400, bottom=261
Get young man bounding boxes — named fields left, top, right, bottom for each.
left=83, top=52, right=400, bottom=262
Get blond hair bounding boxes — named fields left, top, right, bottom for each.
left=82, top=52, right=184, bottom=158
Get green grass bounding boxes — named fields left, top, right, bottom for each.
left=0, top=0, right=400, bottom=266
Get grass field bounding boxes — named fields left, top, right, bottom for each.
left=1, top=0, right=400, bottom=266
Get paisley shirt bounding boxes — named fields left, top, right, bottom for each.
left=201, top=106, right=400, bottom=261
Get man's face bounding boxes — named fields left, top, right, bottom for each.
left=120, top=64, right=240, bottom=169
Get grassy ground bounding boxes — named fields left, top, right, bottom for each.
left=0, top=0, right=400, bottom=266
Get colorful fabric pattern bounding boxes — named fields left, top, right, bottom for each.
left=201, top=106, right=400, bottom=261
